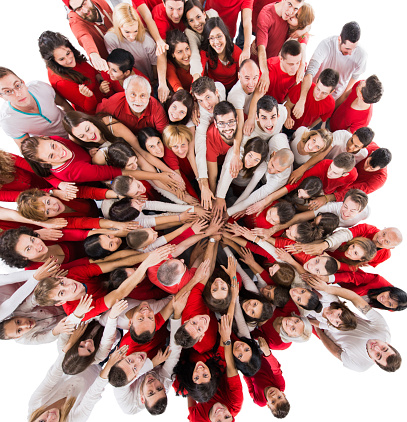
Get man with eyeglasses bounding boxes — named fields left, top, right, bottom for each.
left=0, top=67, right=71, bottom=148
left=62, top=0, right=113, bottom=72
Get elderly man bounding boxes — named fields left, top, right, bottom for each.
left=97, top=75, right=168, bottom=133
left=62, top=0, right=113, bottom=71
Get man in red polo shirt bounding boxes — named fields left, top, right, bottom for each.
left=285, top=68, right=339, bottom=131
left=350, top=144, right=391, bottom=194
left=96, top=74, right=168, bottom=133
left=62, top=0, right=113, bottom=71
left=152, top=0, right=186, bottom=40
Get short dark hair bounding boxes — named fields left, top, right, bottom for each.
left=174, top=323, right=198, bottom=348
left=256, top=95, right=278, bottom=115
left=340, top=21, right=361, bottom=44
left=354, top=127, right=374, bottom=147
left=0, top=67, right=17, bottom=79
left=145, top=397, right=168, bottom=415
left=297, top=289, right=322, bottom=312
left=108, top=267, right=128, bottom=290
left=375, top=344, right=402, bottom=372
left=280, top=40, right=302, bottom=59
left=318, top=68, right=339, bottom=89
left=213, top=101, right=237, bottom=121
left=272, top=286, right=291, bottom=308
left=109, top=197, right=140, bottom=222
left=83, top=234, right=112, bottom=260
left=274, top=202, right=296, bottom=225
left=343, top=189, right=368, bottom=211
left=108, top=363, right=129, bottom=387
left=272, top=263, right=295, bottom=287
left=111, top=175, right=133, bottom=197
left=333, top=152, right=355, bottom=173
left=107, top=48, right=135, bottom=73
left=324, top=257, right=339, bottom=275
left=191, top=76, right=217, bottom=96
left=369, top=148, right=392, bottom=169
left=0, top=319, right=11, bottom=340
left=129, top=323, right=155, bottom=344
left=361, top=75, right=383, bottom=104
left=126, top=230, right=150, bottom=250
left=157, top=260, right=182, bottom=286
left=272, top=400, right=291, bottom=418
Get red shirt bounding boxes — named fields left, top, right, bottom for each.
left=351, top=143, right=387, bottom=194
left=285, top=159, right=358, bottom=202
left=167, top=62, right=193, bottom=92
left=205, top=0, right=253, bottom=38
left=336, top=270, right=393, bottom=295
left=152, top=3, right=186, bottom=40
left=188, top=374, right=243, bottom=422
left=265, top=56, right=297, bottom=103
left=181, top=283, right=218, bottom=354
left=275, top=237, right=314, bottom=265
left=109, top=68, right=150, bottom=93
left=287, top=82, right=335, bottom=129
left=256, top=3, right=288, bottom=59
left=206, top=123, right=232, bottom=162
left=243, top=352, right=285, bottom=407
left=96, top=92, right=168, bottom=133
left=329, top=81, right=373, bottom=133
left=252, top=0, right=276, bottom=30
left=132, top=0, right=161, bottom=11
left=201, top=45, right=242, bottom=91
left=244, top=200, right=285, bottom=236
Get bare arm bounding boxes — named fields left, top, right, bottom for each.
left=240, top=8, right=253, bottom=62
left=54, top=93, right=74, bottom=113
left=292, top=74, right=313, bottom=119
left=315, top=327, right=343, bottom=360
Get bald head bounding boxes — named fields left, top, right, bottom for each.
left=267, top=148, right=294, bottom=174
left=238, top=59, right=260, bottom=95
left=373, top=227, right=403, bottom=249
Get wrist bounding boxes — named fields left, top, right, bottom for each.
left=222, top=339, right=231, bottom=346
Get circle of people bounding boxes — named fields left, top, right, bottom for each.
left=0, top=0, right=402, bottom=421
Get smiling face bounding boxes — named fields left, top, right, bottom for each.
left=366, top=339, right=395, bottom=365
left=260, top=285, right=276, bottom=301
left=141, top=373, right=167, bottom=407
left=125, top=80, right=150, bottom=115
left=36, top=138, right=73, bottom=165
left=303, top=257, right=330, bottom=276
left=78, top=338, right=95, bottom=357
left=108, top=62, right=127, bottom=81
left=172, top=42, right=191, bottom=67
left=244, top=150, right=262, bottom=168
left=238, top=62, right=260, bottom=94
left=340, top=197, right=361, bottom=220
left=184, top=314, right=210, bottom=340
left=233, top=340, right=252, bottom=362
left=338, top=38, right=358, bottom=56
left=130, top=301, right=156, bottom=335
left=346, top=134, right=364, bottom=153
left=372, top=229, right=399, bottom=249
left=289, top=287, right=312, bottom=307
left=266, top=387, right=287, bottom=412
left=256, top=107, right=279, bottom=134
left=15, top=234, right=48, bottom=262
left=116, top=351, right=147, bottom=383
left=214, top=111, right=237, bottom=142
left=40, top=194, right=66, bottom=218
left=242, top=299, right=263, bottom=319
left=127, top=178, right=147, bottom=197
left=144, top=136, right=165, bottom=157
left=209, top=27, right=226, bottom=56
left=171, top=139, right=190, bottom=158
left=322, top=306, right=343, bottom=327
left=194, top=89, right=219, bottom=113
left=304, top=133, right=325, bottom=153
left=53, top=46, right=76, bottom=68
left=49, top=277, right=86, bottom=305
left=192, top=361, right=211, bottom=384
left=211, top=278, right=229, bottom=300
left=125, top=155, right=138, bottom=171
left=282, top=316, right=304, bottom=338
left=3, top=317, right=36, bottom=339
left=344, top=243, right=365, bottom=261
left=120, top=21, right=139, bottom=42
left=168, top=100, right=188, bottom=122
left=265, top=206, right=280, bottom=225
left=32, top=408, right=60, bottom=422
left=285, top=223, right=299, bottom=241
left=281, top=0, right=303, bottom=20
left=267, top=153, right=287, bottom=174
left=209, top=402, right=232, bottom=422
left=71, top=120, right=101, bottom=143
left=186, top=6, right=206, bottom=33
left=375, top=291, right=398, bottom=309
left=99, top=234, right=122, bottom=253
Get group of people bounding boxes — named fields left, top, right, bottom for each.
left=0, top=0, right=403, bottom=421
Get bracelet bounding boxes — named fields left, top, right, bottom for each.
left=49, top=189, right=54, bottom=196
left=324, top=195, right=329, bottom=203
left=232, top=275, right=237, bottom=282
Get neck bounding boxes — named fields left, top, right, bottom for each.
left=274, top=2, right=283, bottom=17
left=273, top=316, right=283, bottom=332
left=11, top=92, right=37, bottom=113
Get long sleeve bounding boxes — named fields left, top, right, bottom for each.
left=324, top=228, right=353, bottom=250
left=17, top=328, right=57, bottom=346
left=166, top=62, right=184, bottom=92
left=52, top=79, right=98, bottom=114
left=94, top=316, right=119, bottom=363
left=216, top=148, right=236, bottom=198
left=161, top=317, right=182, bottom=379
left=49, top=162, right=122, bottom=184
left=195, top=109, right=212, bottom=179
left=233, top=162, right=268, bottom=205
left=234, top=301, right=252, bottom=338
left=185, top=29, right=204, bottom=76
left=147, top=181, right=188, bottom=205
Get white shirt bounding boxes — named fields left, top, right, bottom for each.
left=326, top=129, right=368, bottom=164
left=227, top=79, right=254, bottom=116
left=314, top=201, right=370, bottom=228
left=290, top=126, right=313, bottom=166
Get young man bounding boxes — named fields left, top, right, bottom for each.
left=350, top=143, right=391, bottom=194
left=292, top=21, right=367, bottom=119
left=97, top=75, right=168, bottom=133
left=152, top=0, right=186, bottom=40
left=0, top=67, right=70, bottom=147
left=62, top=0, right=113, bottom=71
left=330, top=75, right=383, bottom=133
left=284, top=68, right=339, bottom=131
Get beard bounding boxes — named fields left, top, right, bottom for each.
left=82, top=5, right=99, bottom=22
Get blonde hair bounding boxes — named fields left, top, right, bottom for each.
left=0, top=150, right=15, bottom=187
left=162, top=125, right=193, bottom=149
left=300, top=128, right=333, bottom=156
left=17, top=188, right=49, bottom=222
left=111, top=3, right=145, bottom=43
left=29, top=397, right=76, bottom=422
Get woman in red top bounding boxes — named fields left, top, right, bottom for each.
left=165, top=90, right=195, bottom=127
left=166, top=30, right=193, bottom=92
left=38, top=31, right=114, bottom=114
left=200, top=17, right=241, bottom=91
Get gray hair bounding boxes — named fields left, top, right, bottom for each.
left=279, top=313, right=312, bottom=343
left=123, top=74, right=151, bottom=96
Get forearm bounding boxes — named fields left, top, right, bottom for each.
left=224, top=344, right=238, bottom=377
left=157, top=53, right=168, bottom=88
left=258, top=45, right=268, bottom=76
left=315, top=327, right=342, bottom=360
left=298, top=73, right=313, bottom=102
left=242, top=9, right=253, bottom=52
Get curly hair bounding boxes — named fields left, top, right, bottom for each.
left=17, top=188, right=50, bottom=222
left=0, top=150, right=15, bottom=187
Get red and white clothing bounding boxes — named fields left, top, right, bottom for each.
left=152, top=3, right=185, bottom=40
left=166, top=62, right=193, bottom=92
left=206, top=123, right=232, bottom=163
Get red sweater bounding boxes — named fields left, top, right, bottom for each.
left=188, top=375, right=243, bottom=422
left=244, top=200, right=285, bottom=237
left=265, top=56, right=297, bottom=103
left=329, top=81, right=373, bottom=133
left=167, top=62, right=193, bottom=92
left=48, top=61, right=112, bottom=114
left=285, top=159, right=358, bottom=202
left=243, top=352, right=285, bottom=407
left=336, top=270, right=393, bottom=295
left=66, top=0, right=113, bottom=59
left=201, top=45, right=242, bottom=91
left=96, top=92, right=169, bottom=133
left=45, top=137, right=122, bottom=187
left=152, top=3, right=186, bottom=40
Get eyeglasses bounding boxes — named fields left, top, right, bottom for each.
left=208, top=34, right=224, bottom=43
left=0, top=81, right=25, bottom=97
left=216, top=119, right=236, bottom=128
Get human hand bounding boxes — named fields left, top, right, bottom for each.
left=284, top=115, right=295, bottom=130
left=205, top=214, right=224, bottom=236
left=99, top=80, right=111, bottom=94
left=294, top=241, right=327, bottom=256
left=258, top=336, right=271, bottom=356
left=243, top=118, right=255, bottom=136
left=191, top=218, right=209, bottom=234
left=52, top=316, right=76, bottom=336
left=200, top=183, right=215, bottom=210
left=152, top=346, right=171, bottom=367
left=239, top=247, right=256, bottom=267
left=35, top=228, right=63, bottom=241
left=275, top=247, right=296, bottom=263
left=220, top=255, right=237, bottom=279
left=158, top=83, right=170, bottom=103
left=79, top=84, right=94, bottom=98
left=100, top=345, right=129, bottom=378
left=212, top=198, right=227, bottom=220
left=195, top=258, right=211, bottom=281
left=218, top=314, right=232, bottom=343
left=287, top=168, right=304, bottom=184
left=73, top=294, right=95, bottom=319
left=57, top=182, right=78, bottom=199
left=110, top=299, right=128, bottom=319
left=155, top=38, right=169, bottom=56
left=251, top=227, right=275, bottom=239
left=257, top=71, right=270, bottom=94
left=173, top=290, right=190, bottom=318
left=239, top=48, right=250, bottom=65
left=245, top=199, right=267, bottom=217
left=159, top=172, right=180, bottom=190
left=296, top=62, right=305, bottom=84
left=89, top=52, right=109, bottom=72
left=292, top=98, right=305, bottom=119
left=33, top=257, right=61, bottom=281
left=144, top=244, right=176, bottom=266
left=308, top=196, right=327, bottom=211
left=230, top=154, right=243, bottom=178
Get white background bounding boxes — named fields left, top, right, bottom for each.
left=0, top=1, right=405, bottom=421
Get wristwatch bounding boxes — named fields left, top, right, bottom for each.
left=209, top=238, right=216, bottom=243
left=223, top=339, right=231, bottom=346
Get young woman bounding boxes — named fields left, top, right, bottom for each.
left=104, top=3, right=157, bottom=83
left=166, top=30, right=193, bottom=92
left=239, top=289, right=274, bottom=325
left=165, top=90, right=195, bottom=127
left=184, top=0, right=219, bottom=80
left=281, top=176, right=323, bottom=209
left=200, top=17, right=241, bottom=91
left=83, top=233, right=128, bottom=260
left=38, top=31, right=113, bottom=114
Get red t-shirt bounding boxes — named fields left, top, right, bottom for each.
left=265, top=56, right=297, bottom=103
left=274, top=237, right=314, bottom=265
left=244, top=200, right=285, bottom=237
left=336, top=270, right=393, bottom=295
left=243, top=352, right=285, bottom=407
left=206, top=123, right=232, bottom=162
left=132, top=0, right=161, bottom=11
left=152, top=3, right=186, bottom=40
left=181, top=283, right=218, bottom=354
left=256, top=3, right=289, bottom=59
left=188, top=374, right=243, bottom=422
left=287, top=82, right=335, bottom=129
left=201, top=45, right=242, bottom=91
left=163, top=147, right=195, bottom=180
left=167, top=62, right=193, bottom=92
left=205, top=0, right=254, bottom=38
left=351, top=143, right=387, bottom=194
left=329, top=81, right=373, bottom=133
left=285, top=159, right=358, bottom=202
left=96, top=92, right=169, bottom=134
left=252, top=0, right=277, bottom=30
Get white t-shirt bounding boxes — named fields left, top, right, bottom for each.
left=289, top=126, right=311, bottom=166
left=227, top=80, right=253, bottom=116
left=326, top=308, right=391, bottom=372
left=326, top=129, right=368, bottom=164
left=315, top=201, right=370, bottom=228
